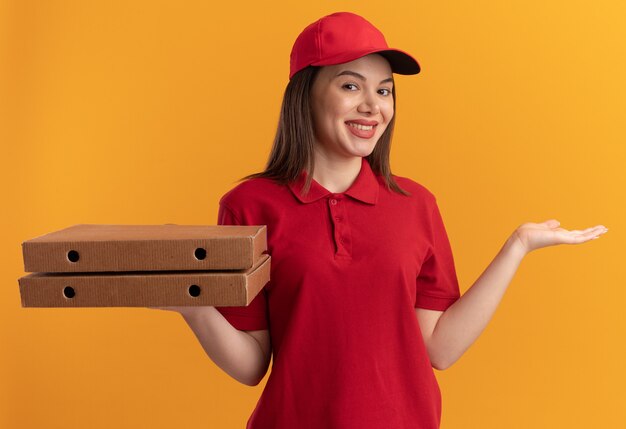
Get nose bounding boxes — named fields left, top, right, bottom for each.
left=357, top=91, right=380, bottom=115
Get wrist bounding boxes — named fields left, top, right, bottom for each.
left=180, top=306, right=213, bottom=324
left=505, top=231, right=528, bottom=261
left=179, top=308, right=200, bottom=323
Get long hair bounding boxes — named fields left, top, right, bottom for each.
left=239, top=65, right=411, bottom=197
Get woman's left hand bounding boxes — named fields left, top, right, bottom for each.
left=512, top=219, right=608, bottom=255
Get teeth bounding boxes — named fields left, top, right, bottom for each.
left=347, top=122, right=374, bottom=131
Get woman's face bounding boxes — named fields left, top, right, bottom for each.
left=310, top=53, right=394, bottom=161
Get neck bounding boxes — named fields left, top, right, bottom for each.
left=310, top=152, right=363, bottom=194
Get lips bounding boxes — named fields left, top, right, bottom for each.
left=345, top=120, right=377, bottom=138
left=345, top=119, right=378, bottom=126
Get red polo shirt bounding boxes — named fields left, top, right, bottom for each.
left=216, top=157, right=461, bottom=429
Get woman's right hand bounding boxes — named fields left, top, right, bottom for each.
left=147, top=306, right=213, bottom=318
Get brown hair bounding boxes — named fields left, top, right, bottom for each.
left=239, top=65, right=410, bottom=197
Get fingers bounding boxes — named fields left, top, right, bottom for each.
left=578, top=225, right=608, bottom=235
left=591, top=225, right=609, bottom=239
left=567, top=225, right=608, bottom=243
left=543, top=220, right=608, bottom=235
left=571, top=227, right=602, bottom=235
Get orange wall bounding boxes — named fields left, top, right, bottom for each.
left=1, top=1, right=624, bottom=428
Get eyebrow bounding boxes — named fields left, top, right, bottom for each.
left=335, top=70, right=394, bottom=85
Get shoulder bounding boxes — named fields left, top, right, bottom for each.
left=219, top=176, right=286, bottom=211
left=389, top=174, right=450, bottom=232
left=390, top=173, right=437, bottom=206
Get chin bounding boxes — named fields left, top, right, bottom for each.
left=350, top=146, right=376, bottom=158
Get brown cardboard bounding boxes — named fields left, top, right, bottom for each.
left=22, top=224, right=267, bottom=272
left=18, top=254, right=270, bottom=307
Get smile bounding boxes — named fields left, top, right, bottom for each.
left=346, top=122, right=375, bottom=131
left=345, top=121, right=377, bottom=139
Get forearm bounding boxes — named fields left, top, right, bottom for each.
left=180, top=307, right=269, bottom=386
left=429, top=234, right=527, bottom=370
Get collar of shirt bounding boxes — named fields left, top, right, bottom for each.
left=287, top=157, right=379, bottom=205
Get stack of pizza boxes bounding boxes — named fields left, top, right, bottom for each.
left=18, top=224, right=270, bottom=308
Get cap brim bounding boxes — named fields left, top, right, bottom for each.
left=311, top=48, right=420, bottom=75
left=376, top=49, right=421, bottom=75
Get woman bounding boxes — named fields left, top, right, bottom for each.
left=152, top=12, right=607, bottom=429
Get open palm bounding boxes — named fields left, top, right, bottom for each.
left=513, top=219, right=608, bottom=254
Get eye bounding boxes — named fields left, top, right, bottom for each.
left=378, top=88, right=392, bottom=96
left=342, top=83, right=358, bottom=91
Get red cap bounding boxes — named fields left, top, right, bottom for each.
left=289, top=12, right=421, bottom=80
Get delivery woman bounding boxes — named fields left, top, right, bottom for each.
left=151, top=12, right=608, bottom=429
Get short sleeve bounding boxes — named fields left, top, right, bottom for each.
left=214, top=202, right=269, bottom=331
left=415, top=198, right=461, bottom=311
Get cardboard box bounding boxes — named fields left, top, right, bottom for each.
left=18, top=254, right=270, bottom=307
left=18, top=224, right=270, bottom=308
left=22, top=224, right=267, bottom=272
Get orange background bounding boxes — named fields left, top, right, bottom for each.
left=1, top=1, right=624, bottom=428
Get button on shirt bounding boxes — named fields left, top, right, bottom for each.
left=216, top=157, right=461, bottom=429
